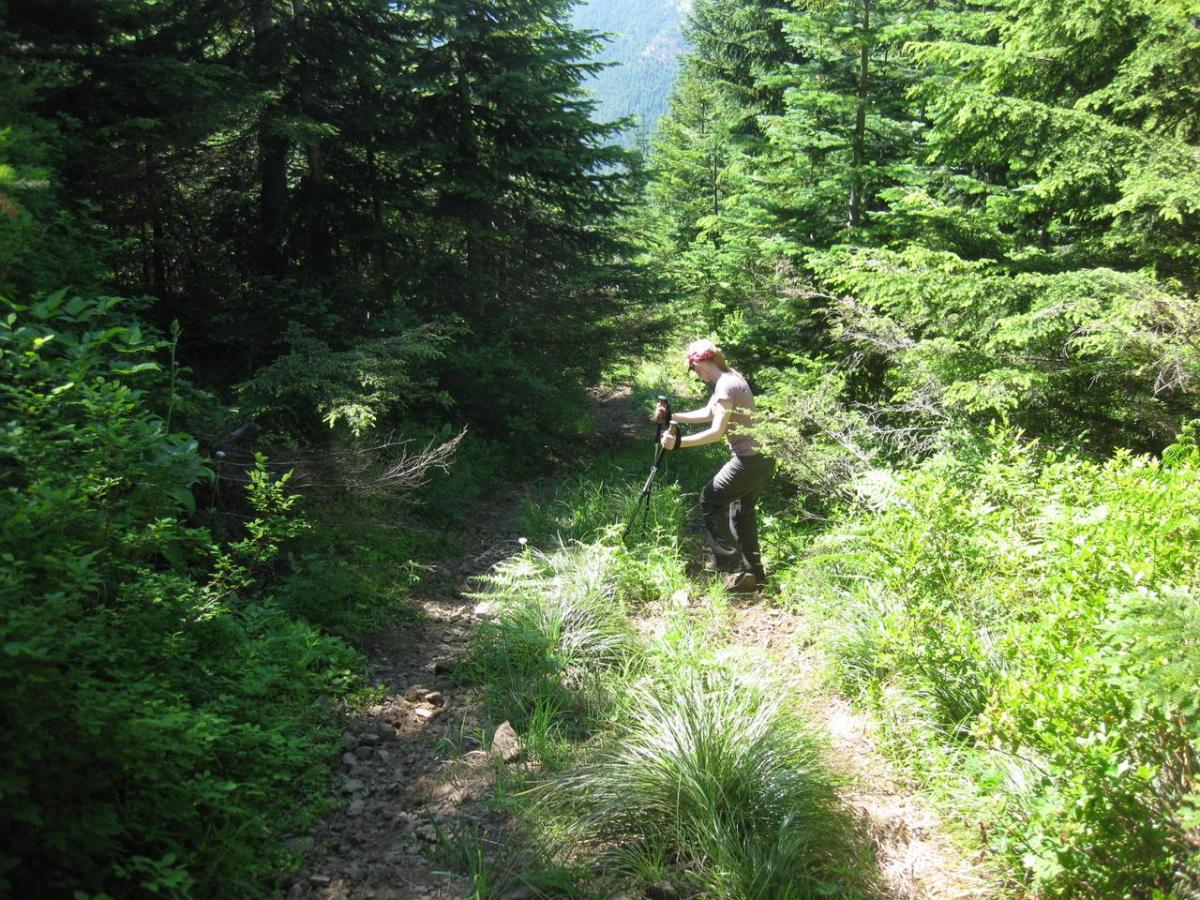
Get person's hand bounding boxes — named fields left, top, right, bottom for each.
left=660, top=426, right=678, bottom=450
left=651, top=400, right=668, bottom=424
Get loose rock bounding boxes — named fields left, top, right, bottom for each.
left=490, top=721, right=523, bottom=762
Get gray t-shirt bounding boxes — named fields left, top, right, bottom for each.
left=709, top=370, right=757, bottom=457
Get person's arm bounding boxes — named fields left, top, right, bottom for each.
left=670, top=406, right=714, bottom=425
left=663, top=401, right=730, bottom=449
left=654, top=399, right=712, bottom=425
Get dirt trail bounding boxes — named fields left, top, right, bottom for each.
left=282, top=385, right=1010, bottom=899
left=279, top=388, right=641, bottom=900
left=279, top=499, right=531, bottom=900
left=729, top=601, right=1008, bottom=899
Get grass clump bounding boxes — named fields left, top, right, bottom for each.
left=465, top=542, right=640, bottom=752
left=555, top=671, right=862, bottom=899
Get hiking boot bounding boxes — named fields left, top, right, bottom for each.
left=724, top=571, right=759, bottom=594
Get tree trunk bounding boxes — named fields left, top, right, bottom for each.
left=848, top=0, right=870, bottom=230
left=368, top=144, right=392, bottom=306
left=454, top=44, right=485, bottom=316
left=253, top=0, right=289, bottom=278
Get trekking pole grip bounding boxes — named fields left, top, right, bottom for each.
left=658, top=394, right=672, bottom=426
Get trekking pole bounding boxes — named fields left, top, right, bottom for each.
left=623, top=395, right=673, bottom=543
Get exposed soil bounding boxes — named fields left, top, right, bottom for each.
left=279, top=501, right=531, bottom=900
left=729, top=600, right=1009, bottom=899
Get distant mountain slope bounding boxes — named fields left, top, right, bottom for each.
left=571, top=0, right=688, bottom=145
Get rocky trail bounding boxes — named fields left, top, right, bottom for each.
left=280, top=502, right=532, bottom=900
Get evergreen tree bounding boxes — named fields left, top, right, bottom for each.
left=813, top=0, right=1200, bottom=446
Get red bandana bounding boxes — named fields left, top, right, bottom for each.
left=686, top=348, right=716, bottom=367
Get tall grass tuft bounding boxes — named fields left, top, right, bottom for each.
left=554, top=671, right=862, bottom=898
left=466, top=542, right=639, bottom=745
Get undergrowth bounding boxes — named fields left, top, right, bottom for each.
left=781, top=425, right=1200, bottom=896
left=457, top=400, right=873, bottom=897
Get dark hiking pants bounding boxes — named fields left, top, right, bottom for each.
left=699, top=453, right=775, bottom=579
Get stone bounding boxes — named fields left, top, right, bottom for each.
left=283, top=835, right=313, bottom=853
left=341, top=732, right=357, bottom=750
left=309, top=874, right=331, bottom=885
left=404, top=684, right=427, bottom=702
left=358, top=732, right=381, bottom=745
left=489, top=721, right=522, bottom=762
left=346, top=862, right=363, bottom=881
left=347, top=798, right=365, bottom=817
left=341, top=752, right=359, bottom=768
left=670, top=588, right=691, bottom=608
left=433, top=658, right=456, bottom=674
left=413, top=706, right=440, bottom=720
left=355, top=744, right=375, bottom=760
left=341, top=779, right=365, bottom=794
left=423, top=691, right=445, bottom=707
left=646, top=883, right=680, bottom=900
left=371, top=721, right=398, bottom=741
left=376, top=749, right=391, bottom=765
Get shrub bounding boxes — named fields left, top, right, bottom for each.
left=0, top=293, right=362, bottom=897
left=790, top=425, right=1200, bottom=895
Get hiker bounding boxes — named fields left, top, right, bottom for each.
left=656, top=339, right=774, bottom=592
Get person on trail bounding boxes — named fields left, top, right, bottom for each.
left=656, top=339, right=774, bottom=593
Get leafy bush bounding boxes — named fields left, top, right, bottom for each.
left=0, top=293, right=363, bottom=897
left=789, top=425, right=1200, bottom=895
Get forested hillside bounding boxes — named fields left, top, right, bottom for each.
left=570, top=0, right=686, bottom=145
left=3, top=0, right=1199, bottom=897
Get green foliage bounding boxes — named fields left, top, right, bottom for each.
left=788, top=427, right=1200, bottom=895
left=236, top=320, right=459, bottom=440
left=465, top=543, right=641, bottom=752
left=432, top=818, right=587, bottom=899
left=0, top=294, right=365, bottom=897
left=556, top=671, right=856, bottom=899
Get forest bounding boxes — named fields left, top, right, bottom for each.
left=2, top=0, right=1199, bottom=898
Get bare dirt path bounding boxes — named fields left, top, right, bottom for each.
left=279, top=386, right=645, bottom=900
left=279, top=495, right=532, bottom=900
left=728, top=600, right=1010, bottom=899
